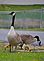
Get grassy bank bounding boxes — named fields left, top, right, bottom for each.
left=0, top=40, right=44, bottom=61
left=14, top=28, right=44, bottom=31
left=0, top=4, right=44, bottom=11
left=0, top=43, right=44, bottom=61
left=0, top=27, right=44, bottom=31
left=0, top=51, right=44, bottom=61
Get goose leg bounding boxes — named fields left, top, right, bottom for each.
left=10, top=44, right=11, bottom=52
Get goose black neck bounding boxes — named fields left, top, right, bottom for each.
left=11, top=15, right=15, bottom=27
left=39, top=41, right=41, bottom=46
left=37, top=37, right=40, bottom=41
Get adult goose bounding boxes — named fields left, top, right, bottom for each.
left=20, top=35, right=41, bottom=49
left=7, top=12, right=23, bottom=52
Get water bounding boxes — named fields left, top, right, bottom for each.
left=0, top=29, right=44, bottom=45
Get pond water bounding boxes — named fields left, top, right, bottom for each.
left=0, top=29, right=44, bottom=45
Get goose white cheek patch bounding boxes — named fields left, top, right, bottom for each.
left=13, top=13, right=16, bottom=16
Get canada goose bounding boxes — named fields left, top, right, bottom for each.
left=20, top=35, right=41, bottom=48
left=7, top=12, right=23, bottom=52
left=19, top=34, right=37, bottom=49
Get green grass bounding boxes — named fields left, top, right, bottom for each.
left=0, top=42, right=44, bottom=61
left=0, top=28, right=44, bottom=31
left=0, top=4, right=44, bottom=11
left=0, top=51, right=44, bottom=61
left=11, top=28, right=44, bottom=31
